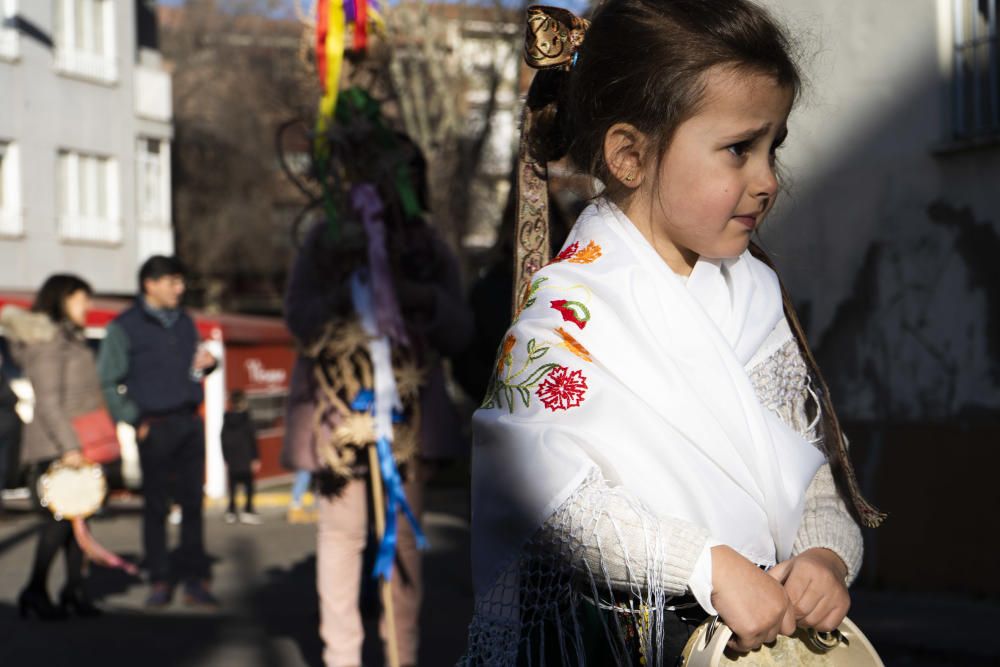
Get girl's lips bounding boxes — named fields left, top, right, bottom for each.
left=733, top=215, right=757, bottom=229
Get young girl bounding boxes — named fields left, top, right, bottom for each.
left=463, top=1, right=883, bottom=664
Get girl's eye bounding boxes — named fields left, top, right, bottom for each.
left=770, top=134, right=787, bottom=155
left=768, top=138, right=786, bottom=165
left=727, top=141, right=751, bottom=158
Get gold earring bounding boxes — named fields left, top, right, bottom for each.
left=624, top=172, right=635, bottom=183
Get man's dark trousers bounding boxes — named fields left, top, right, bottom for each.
left=139, top=413, right=209, bottom=583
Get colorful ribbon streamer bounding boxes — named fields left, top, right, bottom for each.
left=72, top=517, right=138, bottom=576
left=373, top=434, right=427, bottom=580
left=314, top=0, right=385, bottom=131
left=349, top=272, right=428, bottom=582
left=315, top=0, right=345, bottom=133
left=348, top=380, right=428, bottom=582
left=350, top=389, right=405, bottom=424
left=352, top=183, right=411, bottom=346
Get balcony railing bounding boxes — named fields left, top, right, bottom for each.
left=56, top=48, right=118, bottom=84
left=134, top=65, right=172, bottom=122
left=59, top=215, right=122, bottom=244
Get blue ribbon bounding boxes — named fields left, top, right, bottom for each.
left=350, top=390, right=428, bottom=579
left=372, top=435, right=428, bottom=579
left=350, top=389, right=405, bottom=423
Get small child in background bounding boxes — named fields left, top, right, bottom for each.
left=221, top=390, right=261, bottom=525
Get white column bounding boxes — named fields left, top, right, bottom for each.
left=202, top=337, right=227, bottom=499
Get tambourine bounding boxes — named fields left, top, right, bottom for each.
left=682, top=616, right=885, bottom=666
left=37, top=461, right=137, bottom=575
left=37, top=461, right=107, bottom=521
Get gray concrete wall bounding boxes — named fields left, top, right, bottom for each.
left=0, top=0, right=172, bottom=295
left=760, top=0, right=1000, bottom=421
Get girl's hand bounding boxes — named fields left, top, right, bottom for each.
left=61, top=450, right=85, bottom=468
left=710, top=545, right=796, bottom=652
left=767, top=548, right=850, bottom=632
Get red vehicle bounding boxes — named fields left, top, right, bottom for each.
left=0, top=292, right=295, bottom=498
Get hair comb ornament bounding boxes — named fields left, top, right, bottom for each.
left=512, top=6, right=590, bottom=318
left=524, top=5, right=590, bottom=71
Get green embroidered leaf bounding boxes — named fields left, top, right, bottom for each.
left=566, top=301, right=591, bottom=323
left=526, top=337, right=550, bottom=361
left=529, top=345, right=550, bottom=361
left=522, top=362, right=558, bottom=388
left=516, top=387, right=531, bottom=408
left=479, top=379, right=498, bottom=409
left=503, top=386, right=516, bottom=413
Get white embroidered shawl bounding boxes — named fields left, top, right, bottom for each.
left=471, top=199, right=826, bottom=601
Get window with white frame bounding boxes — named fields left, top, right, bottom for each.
left=0, top=0, right=18, bottom=60
left=55, top=0, right=117, bottom=83
left=58, top=150, right=121, bottom=243
left=0, top=142, right=22, bottom=235
left=953, top=0, right=1000, bottom=138
left=136, top=138, right=169, bottom=228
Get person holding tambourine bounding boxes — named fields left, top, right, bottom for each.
left=2, top=275, right=112, bottom=620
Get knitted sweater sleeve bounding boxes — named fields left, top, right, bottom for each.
left=792, top=463, right=864, bottom=585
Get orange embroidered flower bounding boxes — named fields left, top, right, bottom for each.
left=550, top=240, right=603, bottom=265
left=497, top=333, right=517, bottom=374
left=567, top=240, right=603, bottom=264
left=555, top=327, right=592, bottom=362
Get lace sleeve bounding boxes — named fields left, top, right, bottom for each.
left=535, top=470, right=711, bottom=597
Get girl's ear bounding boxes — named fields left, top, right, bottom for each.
left=603, top=123, right=649, bottom=189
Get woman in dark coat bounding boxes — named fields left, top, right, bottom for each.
left=2, top=274, right=104, bottom=620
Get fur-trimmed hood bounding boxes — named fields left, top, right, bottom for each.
left=0, top=305, right=58, bottom=345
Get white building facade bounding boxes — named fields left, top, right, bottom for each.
left=0, top=0, right=173, bottom=295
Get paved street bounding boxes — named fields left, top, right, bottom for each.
left=0, top=480, right=998, bottom=666
left=0, top=482, right=473, bottom=667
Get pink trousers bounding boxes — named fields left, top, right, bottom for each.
left=317, top=473, right=424, bottom=667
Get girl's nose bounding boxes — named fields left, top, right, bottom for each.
left=753, top=160, right=779, bottom=200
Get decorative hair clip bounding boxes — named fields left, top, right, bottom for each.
left=524, top=5, right=589, bottom=71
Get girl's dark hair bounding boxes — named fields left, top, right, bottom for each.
left=525, top=0, right=884, bottom=526
left=32, top=274, right=93, bottom=325
left=528, top=0, right=800, bottom=187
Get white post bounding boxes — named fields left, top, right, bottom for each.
left=202, top=337, right=227, bottom=499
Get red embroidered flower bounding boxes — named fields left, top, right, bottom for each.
left=550, top=240, right=603, bottom=265
left=550, top=299, right=590, bottom=329
left=553, top=242, right=580, bottom=263
left=536, top=365, right=588, bottom=411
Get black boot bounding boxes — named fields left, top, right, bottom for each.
left=18, top=588, right=69, bottom=621
left=60, top=584, right=101, bottom=618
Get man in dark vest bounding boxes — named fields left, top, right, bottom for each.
left=98, top=256, right=218, bottom=607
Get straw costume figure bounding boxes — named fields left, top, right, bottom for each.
left=281, top=5, right=472, bottom=665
